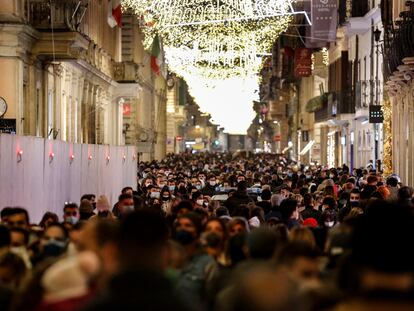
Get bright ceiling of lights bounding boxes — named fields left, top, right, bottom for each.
left=122, top=0, right=295, bottom=134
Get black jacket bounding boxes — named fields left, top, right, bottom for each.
left=225, top=191, right=254, bottom=215
left=82, top=268, right=189, bottom=311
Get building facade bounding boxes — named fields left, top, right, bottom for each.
left=0, top=1, right=169, bottom=161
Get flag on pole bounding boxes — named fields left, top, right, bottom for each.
left=151, top=35, right=163, bottom=75
left=108, top=0, right=122, bottom=28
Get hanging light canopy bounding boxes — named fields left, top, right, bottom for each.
left=122, top=0, right=300, bottom=133
left=124, top=0, right=294, bottom=79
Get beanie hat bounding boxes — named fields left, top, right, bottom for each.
left=303, top=218, right=318, bottom=228
left=42, top=251, right=100, bottom=303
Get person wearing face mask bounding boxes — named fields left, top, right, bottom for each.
left=63, top=203, right=80, bottom=225
left=160, top=187, right=173, bottom=215
left=32, top=223, right=69, bottom=266
left=202, top=175, right=218, bottom=197
left=9, top=227, right=32, bottom=269
left=116, top=194, right=135, bottom=218
left=174, top=213, right=214, bottom=309
left=338, top=189, right=361, bottom=222
left=192, top=191, right=205, bottom=209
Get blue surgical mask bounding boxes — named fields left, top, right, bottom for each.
left=196, top=185, right=202, bottom=190
left=64, top=216, right=78, bottom=225
left=169, top=185, right=176, bottom=192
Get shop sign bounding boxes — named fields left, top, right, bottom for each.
left=310, top=0, right=338, bottom=44
left=294, top=48, right=312, bottom=77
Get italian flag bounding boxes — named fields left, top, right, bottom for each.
left=108, top=0, right=122, bottom=28
left=151, top=35, right=163, bottom=75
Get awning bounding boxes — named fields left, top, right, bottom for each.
left=299, top=140, right=315, bottom=156
left=306, top=94, right=327, bottom=112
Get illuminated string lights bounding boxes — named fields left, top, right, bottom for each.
left=122, top=0, right=297, bottom=133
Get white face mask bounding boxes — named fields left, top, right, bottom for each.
left=150, top=192, right=160, bottom=199
left=122, top=205, right=135, bottom=214
left=196, top=199, right=204, bottom=206
left=209, top=181, right=216, bottom=186
left=324, top=221, right=335, bottom=228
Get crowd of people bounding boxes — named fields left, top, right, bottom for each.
left=1, top=152, right=414, bottom=311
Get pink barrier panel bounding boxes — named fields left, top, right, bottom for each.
left=0, top=134, right=137, bottom=222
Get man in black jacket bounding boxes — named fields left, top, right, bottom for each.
left=225, top=181, right=254, bottom=216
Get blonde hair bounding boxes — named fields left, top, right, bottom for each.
left=96, top=195, right=110, bottom=211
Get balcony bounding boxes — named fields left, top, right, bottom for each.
left=355, top=81, right=369, bottom=109
left=314, top=91, right=355, bottom=123
left=26, top=0, right=87, bottom=32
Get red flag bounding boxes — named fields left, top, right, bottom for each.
left=108, top=0, right=122, bottom=28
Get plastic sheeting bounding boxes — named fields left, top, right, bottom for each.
left=0, top=134, right=137, bottom=223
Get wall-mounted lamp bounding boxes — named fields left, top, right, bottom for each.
left=122, top=154, right=126, bottom=162
left=49, top=152, right=55, bottom=163
left=70, top=154, right=75, bottom=164
left=88, top=155, right=93, bottom=160
left=106, top=155, right=111, bottom=164
left=17, top=150, right=23, bottom=163
left=132, top=153, right=136, bottom=160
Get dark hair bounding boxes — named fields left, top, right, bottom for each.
left=122, top=187, right=134, bottom=193
left=1, top=207, right=13, bottom=219
left=118, top=193, right=133, bottom=202
left=119, top=209, right=169, bottom=267
left=0, top=225, right=10, bottom=248
left=191, top=191, right=202, bottom=201
left=205, top=217, right=228, bottom=241
left=63, top=203, right=78, bottom=211
left=10, top=227, right=30, bottom=245
left=322, top=197, right=337, bottom=210
left=173, top=200, right=194, bottom=214
left=247, top=227, right=278, bottom=260
left=386, top=177, right=398, bottom=187
left=351, top=200, right=414, bottom=273
left=350, top=188, right=360, bottom=195
left=80, top=194, right=95, bottom=201
left=398, top=186, right=414, bottom=201
left=237, top=181, right=248, bottom=192
left=46, top=222, right=69, bottom=240
left=277, top=242, right=319, bottom=265
left=39, top=212, right=59, bottom=228
left=366, top=175, right=378, bottom=185
left=303, top=193, right=313, bottom=206
left=0, top=252, right=26, bottom=283
left=176, top=212, right=203, bottom=236
left=261, top=189, right=272, bottom=201
left=279, top=199, right=298, bottom=220
left=95, top=219, right=120, bottom=247
left=215, top=206, right=229, bottom=217
left=7, top=207, right=30, bottom=224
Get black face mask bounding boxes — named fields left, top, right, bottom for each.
left=205, top=232, right=222, bottom=248
left=98, top=211, right=109, bottom=218
left=349, top=201, right=359, bottom=207
left=44, top=240, right=66, bottom=257
left=162, top=196, right=170, bottom=201
left=174, top=230, right=196, bottom=245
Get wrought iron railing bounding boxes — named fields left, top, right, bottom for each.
left=384, top=1, right=414, bottom=80
left=25, top=0, right=88, bottom=31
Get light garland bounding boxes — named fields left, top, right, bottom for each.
left=124, top=0, right=293, bottom=80
left=382, top=93, right=392, bottom=175
left=122, top=0, right=296, bottom=133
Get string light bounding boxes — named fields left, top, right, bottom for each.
left=123, top=0, right=295, bottom=133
